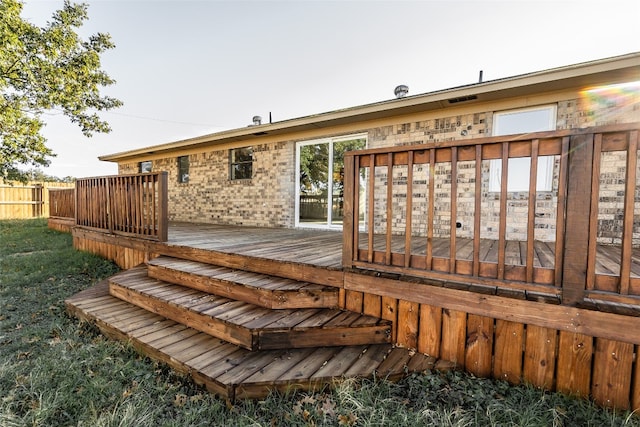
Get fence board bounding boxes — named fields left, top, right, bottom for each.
left=0, top=182, right=74, bottom=219
left=381, top=296, right=398, bottom=342
left=591, top=338, right=633, bottom=409
left=523, top=325, right=557, bottom=389
left=556, top=331, right=593, bottom=397
left=418, top=304, right=441, bottom=357
left=633, top=345, right=640, bottom=411
left=345, top=290, right=364, bottom=313
left=362, top=293, right=381, bottom=318
left=440, top=309, right=466, bottom=368
left=465, top=314, right=493, bottom=378
left=49, top=188, right=75, bottom=218
left=493, top=320, right=524, bottom=384
left=397, top=300, right=418, bottom=349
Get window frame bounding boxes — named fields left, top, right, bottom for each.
left=139, top=161, right=152, bottom=173
left=229, top=146, right=253, bottom=180
left=488, top=105, right=557, bottom=192
left=177, top=155, right=189, bottom=183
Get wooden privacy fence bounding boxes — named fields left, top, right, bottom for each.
left=342, top=123, right=640, bottom=309
left=75, top=172, right=168, bottom=241
left=49, top=188, right=75, bottom=218
left=0, top=181, right=75, bottom=219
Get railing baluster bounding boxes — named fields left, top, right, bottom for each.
left=620, top=130, right=638, bottom=294
left=140, top=176, right=145, bottom=234
left=586, top=134, right=602, bottom=290
left=157, top=172, right=168, bottom=242
left=367, top=154, right=375, bottom=263
left=385, top=153, right=393, bottom=265
left=404, top=151, right=414, bottom=268
left=342, top=153, right=355, bottom=267
left=106, top=177, right=113, bottom=234
left=497, top=142, right=509, bottom=280
left=554, top=137, right=570, bottom=287
left=147, top=175, right=152, bottom=235
left=426, top=149, right=435, bottom=270
left=449, top=147, right=458, bottom=273
left=526, top=139, right=539, bottom=283
left=473, top=145, right=482, bottom=276
left=353, top=155, right=361, bottom=263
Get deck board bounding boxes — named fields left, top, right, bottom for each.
left=147, top=256, right=339, bottom=309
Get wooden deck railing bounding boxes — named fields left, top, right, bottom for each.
left=48, top=188, right=75, bottom=219
left=343, top=123, right=640, bottom=307
left=75, top=172, right=168, bottom=241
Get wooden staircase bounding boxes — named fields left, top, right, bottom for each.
left=66, top=254, right=434, bottom=400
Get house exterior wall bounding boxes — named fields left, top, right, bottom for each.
left=117, top=83, right=640, bottom=241
left=119, top=141, right=296, bottom=227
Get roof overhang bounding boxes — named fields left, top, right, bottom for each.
left=100, top=52, right=640, bottom=163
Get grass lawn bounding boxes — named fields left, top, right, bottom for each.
left=1, top=218, right=639, bottom=426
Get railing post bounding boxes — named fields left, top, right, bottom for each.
left=106, top=177, right=113, bottom=234
left=74, top=181, right=79, bottom=226
left=157, top=171, right=169, bottom=242
left=561, top=132, right=595, bottom=305
left=342, top=154, right=355, bottom=268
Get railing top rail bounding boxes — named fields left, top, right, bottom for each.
left=344, top=122, right=640, bottom=157
left=75, top=171, right=166, bottom=182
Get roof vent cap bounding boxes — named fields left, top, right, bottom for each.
left=394, top=85, right=409, bottom=99
left=252, top=115, right=262, bottom=126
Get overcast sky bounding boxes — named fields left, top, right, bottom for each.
left=20, top=0, right=640, bottom=178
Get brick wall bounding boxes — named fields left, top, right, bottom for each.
left=120, top=141, right=296, bottom=227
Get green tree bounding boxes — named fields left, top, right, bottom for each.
left=0, top=0, right=122, bottom=182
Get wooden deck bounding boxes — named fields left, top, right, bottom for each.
left=66, top=221, right=640, bottom=401
left=163, top=223, right=637, bottom=278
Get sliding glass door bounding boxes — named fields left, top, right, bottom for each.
left=296, top=135, right=366, bottom=228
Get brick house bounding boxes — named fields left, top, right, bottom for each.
left=100, top=52, right=640, bottom=244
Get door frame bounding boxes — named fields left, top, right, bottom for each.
left=294, top=133, right=367, bottom=229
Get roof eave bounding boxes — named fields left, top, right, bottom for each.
left=99, top=52, right=640, bottom=163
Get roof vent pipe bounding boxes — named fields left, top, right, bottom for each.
left=394, top=85, right=409, bottom=99
left=252, top=115, right=262, bottom=126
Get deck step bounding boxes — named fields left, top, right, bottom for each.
left=147, top=256, right=339, bottom=309
left=65, top=280, right=435, bottom=400
left=109, top=266, right=391, bottom=351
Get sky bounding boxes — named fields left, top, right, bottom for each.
left=19, top=0, right=640, bottom=179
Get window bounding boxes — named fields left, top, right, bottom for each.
left=177, top=156, right=189, bottom=183
left=139, top=161, right=152, bottom=173
left=489, top=105, right=557, bottom=192
left=230, top=147, right=253, bottom=180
